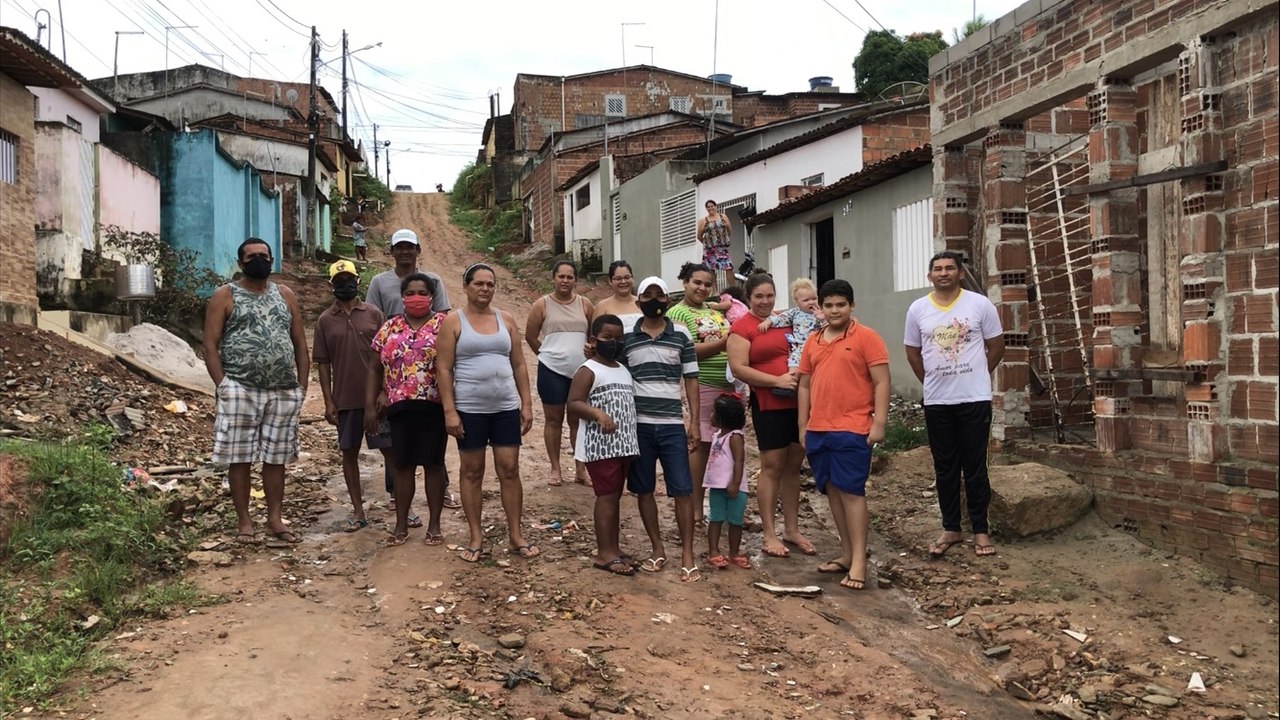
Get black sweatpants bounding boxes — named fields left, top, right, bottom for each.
left=924, top=401, right=993, bottom=535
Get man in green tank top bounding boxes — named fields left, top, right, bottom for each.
left=203, top=238, right=310, bottom=546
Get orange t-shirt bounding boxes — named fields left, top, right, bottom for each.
left=798, top=321, right=889, bottom=434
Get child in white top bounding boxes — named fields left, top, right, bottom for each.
left=704, top=393, right=751, bottom=570
left=759, top=278, right=825, bottom=397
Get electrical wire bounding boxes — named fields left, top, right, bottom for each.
left=3, top=0, right=114, bottom=72
left=252, top=0, right=309, bottom=39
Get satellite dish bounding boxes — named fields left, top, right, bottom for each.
left=285, top=88, right=299, bottom=105
left=877, top=81, right=928, bottom=102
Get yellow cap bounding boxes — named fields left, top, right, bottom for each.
left=328, top=260, right=358, bottom=279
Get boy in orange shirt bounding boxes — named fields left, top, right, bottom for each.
left=797, top=279, right=890, bottom=590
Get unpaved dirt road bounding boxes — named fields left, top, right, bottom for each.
left=37, top=193, right=1278, bottom=720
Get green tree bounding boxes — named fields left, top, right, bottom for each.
left=852, top=29, right=949, bottom=99
left=952, top=15, right=988, bottom=44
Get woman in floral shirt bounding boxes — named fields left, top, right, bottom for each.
left=367, top=273, right=449, bottom=546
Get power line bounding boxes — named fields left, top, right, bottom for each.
left=3, top=0, right=113, bottom=72
left=252, top=0, right=309, bottom=39
left=259, top=0, right=307, bottom=30
left=844, top=0, right=934, bottom=80
left=820, top=0, right=868, bottom=34
left=179, top=0, right=290, bottom=79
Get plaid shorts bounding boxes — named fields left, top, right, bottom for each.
left=213, top=377, right=304, bottom=465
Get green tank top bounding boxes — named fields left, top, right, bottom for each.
left=219, top=282, right=299, bottom=389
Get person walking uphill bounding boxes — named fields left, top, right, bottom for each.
left=204, top=238, right=309, bottom=547
left=904, top=250, right=1005, bottom=559
left=525, top=260, right=593, bottom=487
left=437, top=263, right=539, bottom=563
left=313, top=260, right=390, bottom=534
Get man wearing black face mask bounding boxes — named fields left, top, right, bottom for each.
left=313, top=260, right=391, bottom=533
left=204, top=238, right=310, bottom=547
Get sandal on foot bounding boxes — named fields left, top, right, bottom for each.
left=593, top=557, right=637, bottom=576
left=762, top=542, right=790, bottom=558
left=407, top=513, right=423, bottom=529
left=547, top=472, right=563, bottom=487
left=265, top=530, right=301, bottom=548
left=730, top=555, right=753, bottom=570
left=707, top=554, right=729, bottom=569
left=784, top=537, right=817, bottom=556
left=840, top=575, right=865, bottom=590
left=928, top=538, right=963, bottom=559
left=233, top=532, right=261, bottom=545
left=640, top=556, right=666, bottom=573
left=443, top=494, right=462, bottom=509
left=508, top=543, right=541, bottom=558
left=384, top=532, right=409, bottom=547
left=423, top=532, right=445, bottom=546
left=342, top=518, right=369, bottom=533
left=817, top=560, right=851, bottom=574
left=459, top=545, right=483, bottom=563
left=974, top=543, right=997, bottom=557
left=680, top=566, right=702, bottom=583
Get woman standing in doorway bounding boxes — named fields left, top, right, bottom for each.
left=667, top=262, right=733, bottom=527
left=437, top=263, right=539, bottom=563
left=697, top=200, right=734, bottom=290
left=592, top=260, right=642, bottom=331
left=525, top=260, right=593, bottom=486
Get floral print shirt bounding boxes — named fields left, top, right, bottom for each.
left=371, top=313, right=446, bottom=404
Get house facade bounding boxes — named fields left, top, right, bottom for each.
left=930, top=0, right=1278, bottom=596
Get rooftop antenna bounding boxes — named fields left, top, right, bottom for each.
left=705, top=0, right=720, bottom=162
left=33, top=9, right=51, bottom=47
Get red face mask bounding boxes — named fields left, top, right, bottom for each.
left=403, top=295, right=433, bottom=317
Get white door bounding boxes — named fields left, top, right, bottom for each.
left=769, top=244, right=790, bottom=309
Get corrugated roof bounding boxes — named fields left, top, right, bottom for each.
left=0, top=26, right=100, bottom=92
left=747, top=145, right=932, bottom=227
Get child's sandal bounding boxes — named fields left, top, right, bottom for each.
left=729, top=555, right=752, bottom=569
left=708, top=554, right=729, bottom=569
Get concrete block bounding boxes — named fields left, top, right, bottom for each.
left=989, top=462, right=1093, bottom=537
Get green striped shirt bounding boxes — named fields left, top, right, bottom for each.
left=622, top=318, right=698, bottom=425
left=667, top=303, right=731, bottom=389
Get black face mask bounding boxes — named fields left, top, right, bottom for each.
left=332, top=279, right=359, bottom=300
left=595, top=339, right=624, bottom=361
left=242, top=256, right=272, bottom=280
left=639, top=297, right=666, bottom=319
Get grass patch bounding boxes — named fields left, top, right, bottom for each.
left=0, top=438, right=205, bottom=710
left=874, top=418, right=929, bottom=458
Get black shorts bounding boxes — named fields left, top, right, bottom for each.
left=386, top=400, right=447, bottom=469
left=750, top=394, right=800, bottom=452
left=536, top=362, right=573, bottom=405
left=456, top=409, right=522, bottom=452
left=337, top=408, right=391, bottom=452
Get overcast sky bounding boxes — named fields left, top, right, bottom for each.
left=1, top=0, right=1023, bottom=191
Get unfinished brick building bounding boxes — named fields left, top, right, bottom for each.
left=930, top=0, right=1278, bottom=596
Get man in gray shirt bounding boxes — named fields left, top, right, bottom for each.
left=365, top=228, right=450, bottom=316
left=364, top=227, right=459, bottom=512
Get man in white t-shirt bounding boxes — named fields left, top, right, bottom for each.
left=904, top=250, right=1005, bottom=559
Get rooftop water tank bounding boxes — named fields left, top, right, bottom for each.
left=707, top=73, right=733, bottom=85
left=809, top=76, right=834, bottom=91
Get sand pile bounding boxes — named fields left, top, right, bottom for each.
left=107, top=323, right=215, bottom=393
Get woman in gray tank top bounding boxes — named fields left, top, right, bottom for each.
left=437, top=263, right=540, bottom=563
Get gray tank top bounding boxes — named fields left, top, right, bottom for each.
left=454, top=308, right=519, bottom=413
left=219, top=282, right=298, bottom=389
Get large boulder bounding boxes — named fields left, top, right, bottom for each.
left=989, top=463, right=1092, bottom=537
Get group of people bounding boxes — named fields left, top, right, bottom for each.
left=204, top=227, right=1005, bottom=589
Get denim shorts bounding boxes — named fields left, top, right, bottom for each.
left=536, top=362, right=573, bottom=405
left=626, top=423, right=693, bottom=497
left=456, top=409, right=522, bottom=452
left=805, top=431, right=871, bottom=497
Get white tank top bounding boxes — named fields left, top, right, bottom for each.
left=537, top=294, right=590, bottom=378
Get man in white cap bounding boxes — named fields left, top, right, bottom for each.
left=619, top=276, right=702, bottom=581
left=365, top=228, right=460, bottom=514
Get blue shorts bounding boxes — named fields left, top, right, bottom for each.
left=536, top=362, right=573, bottom=405
left=708, top=488, right=748, bottom=526
left=456, top=409, right=522, bottom=452
left=805, top=431, right=871, bottom=497
left=626, top=423, right=693, bottom=497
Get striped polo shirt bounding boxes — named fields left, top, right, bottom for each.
left=621, top=318, right=698, bottom=425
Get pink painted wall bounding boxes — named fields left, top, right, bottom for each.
left=31, top=87, right=103, bottom=143
left=98, top=145, right=160, bottom=237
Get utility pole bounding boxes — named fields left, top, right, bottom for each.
left=372, top=123, right=380, bottom=182
left=306, top=25, right=319, bottom=257
left=341, top=30, right=350, bottom=196
left=113, top=30, right=143, bottom=97
left=384, top=141, right=391, bottom=187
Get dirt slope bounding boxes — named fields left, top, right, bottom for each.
left=31, top=193, right=1277, bottom=720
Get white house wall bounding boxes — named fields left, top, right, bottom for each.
left=215, top=132, right=311, bottom=178
left=31, top=87, right=103, bottom=142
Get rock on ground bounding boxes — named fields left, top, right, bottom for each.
left=107, top=323, right=214, bottom=392
left=989, top=462, right=1092, bottom=537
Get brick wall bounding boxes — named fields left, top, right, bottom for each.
left=734, top=92, right=862, bottom=128
left=931, top=0, right=1278, bottom=597
left=513, top=70, right=735, bottom=155
left=861, top=107, right=932, bottom=164
left=0, top=73, right=39, bottom=318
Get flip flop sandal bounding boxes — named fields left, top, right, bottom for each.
left=342, top=518, right=369, bottom=533
left=619, top=555, right=642, bottom=569
left=762, top=543, right=791, bottom=558
left=974, top=544, right=997, bottom=557
left=928, top=539, right=963, bottom=559
left=680, top=566, right=702, bottom=583
left=423, top=532, right=445, bottom=546
left=384, top=532, right=409, bottom=547
left=817, top=560, right=851, bottom=574
left=840, top=575, right=865, bottom=590
left=459, top=545, right=483, bottom=563
left=508, top=543, right=541, bottom=558
left=784, top=537, right=817, bottom=556
left=443, top=494, right=462, bottom=509
left=265, top=530, right=301, bottom=547
left=547, top=472, right=563, bottom=487
left=407, top=514, right=423, bottom=528
left=233, top=532, right=261, bottom=545
left=729, top=555, right=753, bottom=570
left=593, top=557, right=638, bottom=576
left=708, top=554, right=729, bottom=569
left=640, top=556, right=667, bottom=573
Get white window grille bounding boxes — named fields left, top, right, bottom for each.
left=892, top=198, right=934, bottom=292
left=611, top=195, right=622, bottom=236
left=0, top=130, right=17, bottom=185
left=605, top=94, right=626, bottom=117
left=659, top=189, right=698, bottom=251
left=670, top=96, right=691, bottom=113
left=802, top=173, right=824, bottom=186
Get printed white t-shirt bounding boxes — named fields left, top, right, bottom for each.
left=903, top=289, right=1003, bottom=406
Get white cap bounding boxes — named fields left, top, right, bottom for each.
left=390, top=228, right=419, bottom=246
left=637, top=276, right=668, bottom=296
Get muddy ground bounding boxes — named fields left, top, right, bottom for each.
left=8, top=192, right=1277, bottom=720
